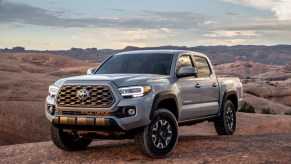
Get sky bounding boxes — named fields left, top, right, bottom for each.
left=0, top=0, right=291, bottom=50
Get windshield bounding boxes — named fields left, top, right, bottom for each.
left=96, top=53, right=173, bottom=75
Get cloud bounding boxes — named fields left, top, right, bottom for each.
left=223, top=0, right=291, bottom=20
left=214, top=18, right=291, bottom=31
left=105, top=8, right=126, bottom=12
left=225, top=11, right=240, bottom=16
left=201, top=16, right=291, bottom=46
left=0, top=1, right=209, bottom=29
left=69, top=26, right=232, bottom=49
left=1, top=0, right=290, bottom=49
left=70, top=27, right=175, bottom=48
left=204, top=30, right=261, bottom=39
left=0, top=1, right=68, bottom=26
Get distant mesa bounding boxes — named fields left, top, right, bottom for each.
left=70, top=47, right=97, bottom=51
left=86, top=48, right=97, bottom=51
left=1, top=46, right=98, bottom=52
left=2, top=46, right=25, bottom=52
left=1, top=45, right=291, bottom=65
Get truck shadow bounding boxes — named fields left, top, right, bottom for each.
left=79, top=135, right=227, bottom=161
left=54, top=133, right=290, bottom=162
left=86, top=135, right=218, bottom=150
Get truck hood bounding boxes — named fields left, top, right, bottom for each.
left=54, top=74, right=169, bottom=87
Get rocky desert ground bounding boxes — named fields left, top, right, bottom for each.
left=1, top=113, right=291, bottom=163
left=0, top=53, right=96, bottom=145
left=0, top=52, right=290, bottom=163
left=215, top=61, right=291, bottom=114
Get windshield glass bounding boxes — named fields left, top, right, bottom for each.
left=96, top=53, right=173, bottom=75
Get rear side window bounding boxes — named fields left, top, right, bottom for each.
left=176, top=55, right=193, bottom=72
left=194, top=56, right=211, bottom=77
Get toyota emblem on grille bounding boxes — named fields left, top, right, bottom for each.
left=76, top=89, right=90, bottom=101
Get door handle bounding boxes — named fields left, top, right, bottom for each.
left=195, top=83, right=201, bottom=88
left=212, top=83, right=217, bottom=87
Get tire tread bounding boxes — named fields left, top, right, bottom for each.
left=50, top=125, right=92, bottom=151
left=214, top=100, right=236, bottom=135
left=134, top=109, right=178, bottom=158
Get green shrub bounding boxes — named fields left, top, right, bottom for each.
left=240, top=101, right=256, bottom=113
left=284, top=111, right=291, bottom=115
left=261, top=108, right=276, bottom=114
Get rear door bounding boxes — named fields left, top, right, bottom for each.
left=176, top=55, right=203, bottom=121
left=193, top=56, right=219, bottom=116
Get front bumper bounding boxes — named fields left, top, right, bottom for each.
left=45, top=82, right=153, bottom=131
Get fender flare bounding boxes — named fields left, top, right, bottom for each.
left=217, top=91, right=238, bottom=116
left=150, top=91, right=179, bottom=120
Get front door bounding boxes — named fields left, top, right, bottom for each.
left=176, top=55, right=203, bottom=121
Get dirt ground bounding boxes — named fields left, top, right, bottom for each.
left=1, top=113, right=291, bottom=163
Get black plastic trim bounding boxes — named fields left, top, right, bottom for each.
left=54, top=106, right=136, bottom=118
left=178, top=115, right=216, bottom=126
left=150, top=91, right=179, bottom=120
left=52, top=118, right=124, bottom=131
left=217, top=91, right=238, bottom=117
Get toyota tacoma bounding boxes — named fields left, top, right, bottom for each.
left=46, top=50, right=243, bottom=158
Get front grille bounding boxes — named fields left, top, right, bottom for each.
left=57, top=85, right=114, bottom=107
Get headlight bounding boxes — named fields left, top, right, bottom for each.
left=49, top=85, right=60, bottom=97
left=118, top=86, right=151, bottom=98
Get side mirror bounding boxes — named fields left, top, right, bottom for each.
left=177, top=66, right=197, bottom=78
left=87, top=68, right=96, bottom=75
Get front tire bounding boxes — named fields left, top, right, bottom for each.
left=50, top=125, right=92, bottom=151
left=214, top=100, right=236, bottom=135
left=134, top=109, right=178, bottom=158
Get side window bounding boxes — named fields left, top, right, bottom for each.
left=176, top=55, right=193, bottom=72
left=194, top=56, right=211, bottom=78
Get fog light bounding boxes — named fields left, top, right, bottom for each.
left=128, top=108, right=136, bottom=116
left=48, top=105, right=55, bottom=115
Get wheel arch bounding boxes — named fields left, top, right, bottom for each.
left=222, top=91, right=238, bottom=112
left=150, top=91, right=179, bottom=120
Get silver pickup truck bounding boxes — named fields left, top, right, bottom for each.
left=46, top=50, right=243, bottom=158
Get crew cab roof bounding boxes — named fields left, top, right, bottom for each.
left=115, top=50, right=208, bottom=58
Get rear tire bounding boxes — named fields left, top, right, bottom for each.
left=134, top=109, right=178, bottom=158
left=214, top=100, right=236, bottom=135
left=50, top=125, right=92, bottom=151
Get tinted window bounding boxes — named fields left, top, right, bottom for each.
left=96, top=53, right=173, bottom=75
left=176, top=55, right=193, bottom=72
left=194, top=56, right=211, bottom=77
